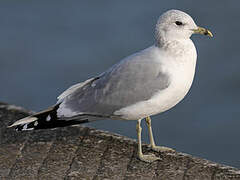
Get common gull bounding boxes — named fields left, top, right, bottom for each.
left=9, top=9, right=213, bottom=162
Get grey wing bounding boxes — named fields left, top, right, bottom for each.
left=57, top=77, right=97, bottom=103
left=57, top=50, right=170, bottom=119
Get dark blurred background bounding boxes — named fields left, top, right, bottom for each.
left=0, top=0, right=239, bottom=167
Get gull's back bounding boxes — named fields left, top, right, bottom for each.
left=57, top=46, right=170, bottom=120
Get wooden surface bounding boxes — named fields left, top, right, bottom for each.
left=0, top=102, right=240, bottom=180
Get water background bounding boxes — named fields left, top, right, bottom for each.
left=0, top=0, right=240, bottom=167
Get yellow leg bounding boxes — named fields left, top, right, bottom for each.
left=136, top=119, right=161, bottom=163
left=145, top=116, right=175, bottom=152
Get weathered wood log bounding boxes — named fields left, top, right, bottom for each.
left=0, top=102, right=240, bottom=180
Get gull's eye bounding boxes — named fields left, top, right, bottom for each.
left=175, top=21, right=183, bottom=26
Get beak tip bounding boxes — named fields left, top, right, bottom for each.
left=207, top=30, right=213, bottom=38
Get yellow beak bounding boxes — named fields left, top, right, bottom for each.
left=193, top=26, right=213, bottom=37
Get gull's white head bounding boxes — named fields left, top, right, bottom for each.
left=155, top=10, right=213, bottom=46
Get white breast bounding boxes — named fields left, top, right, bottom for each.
left=150, top=55, right=196, bottom=114
left=114, top=40, right=197, bottom=120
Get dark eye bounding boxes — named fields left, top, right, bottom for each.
left=175, top=21, right=183, bottom=26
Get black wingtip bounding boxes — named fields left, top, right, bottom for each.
left=14, top=103, right=90, bottom=131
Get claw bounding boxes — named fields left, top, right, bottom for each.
left=138, top=153, right=161, bottom=163
left=151, top=146, right=175, bottom=153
